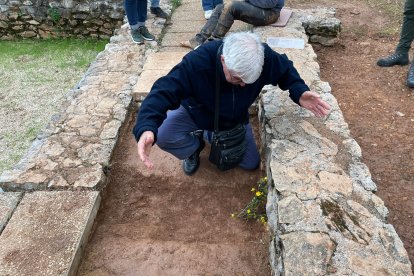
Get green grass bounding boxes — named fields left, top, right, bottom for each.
left=0, top=38, right=108, bottom=174
left=365, top=0, right=404, bottom=35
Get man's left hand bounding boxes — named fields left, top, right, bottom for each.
left=299, top=91, right=331, bottom=118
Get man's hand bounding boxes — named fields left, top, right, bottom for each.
left=299, top=91, right=331, bottom=118
left=137, top=131, right=155, bottom=169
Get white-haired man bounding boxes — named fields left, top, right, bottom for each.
left=133, top=32, right=331, bottom=175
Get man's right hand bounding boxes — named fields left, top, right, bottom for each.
left=137, top=131, right=155, bottom=169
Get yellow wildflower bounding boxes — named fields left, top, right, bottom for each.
left=264, top=177, right=268, bottom=181
left=256, top=191, right=262, bottom=197
left=251, top=187, right=256, bottom=192
left=231, top=213, right=235, bottom=218
left=247, top=209, right=251, bottom=214
left=260, top=216, right=266, bottom=223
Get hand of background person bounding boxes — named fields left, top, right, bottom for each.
left=137, top=131, right=155, bottom=169
left=299, top=91, right=331, bottom=118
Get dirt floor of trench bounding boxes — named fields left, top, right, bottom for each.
left=77, top=113, right=271, bottom=275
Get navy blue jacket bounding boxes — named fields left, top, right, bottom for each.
left=133, top=40, right=309, bottom=143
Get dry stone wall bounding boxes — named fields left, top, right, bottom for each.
left=256, top=9, right=412, bottom=275
left=0, top=0, right=124, bottom=39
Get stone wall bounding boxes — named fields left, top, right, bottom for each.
left=256, top=10, right=413, bottom=275
left=0, top=0, right=124, bottom=39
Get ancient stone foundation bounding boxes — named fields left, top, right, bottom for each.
left=0, top=4, right=412, bottom=275
left=0, top=0, right=124, bottom=39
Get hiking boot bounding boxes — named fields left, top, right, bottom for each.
left=407, top=63, right=414, bottom=88
left=183, top=132, right=205, bottom=175
left=138, top=26, right=155, bottom=41
left=377, top=52, right=409, bottom=67
left=131, top=29, right=144, bottom=44
left=150, top=7, right=168, bottom=19
left=180, top=37, right=203, bottom=50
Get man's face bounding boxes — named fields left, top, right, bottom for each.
left=221, top=56, right=245, bottom=87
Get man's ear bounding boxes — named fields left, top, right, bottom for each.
left=220, top=55, right=225, bottom=63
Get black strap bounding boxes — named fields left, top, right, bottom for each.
left=214, top=44, right=223, bottom=133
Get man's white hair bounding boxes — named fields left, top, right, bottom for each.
left=222, top=32, right=264, bottom=84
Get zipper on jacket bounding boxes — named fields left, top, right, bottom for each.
left=232, top=86, right=235, bottom=118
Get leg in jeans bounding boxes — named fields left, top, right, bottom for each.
left=204, top=123, right=260, bottom=170
left=213, top=0, right=223, bottom=9
left=212, top=1, right=280, bottom=38
left=157, top=106, right=202, bottom=160
left=202, top=0, right=214, bottom=11
left=151, top=0, right=160, bottom=8
left=124, top=0, right=147, bottom=28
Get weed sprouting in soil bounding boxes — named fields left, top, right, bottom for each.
left=232, top=177, right=268, bottom=224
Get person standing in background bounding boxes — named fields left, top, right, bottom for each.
left=125, top=0, right=156, bottom=44
left=377, top=0, right=414, bottom=88
left=150, top=0, right=169, bottom=19
left=181, top=0, right=284, bottom=50
left=202, top=0, right=223, bottom=19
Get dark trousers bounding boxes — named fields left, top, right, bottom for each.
left=156, top=106, right=260, bottom=170
left=196, top=2, right=280, bottom=42
left=396, top=0, right=414, bottom=54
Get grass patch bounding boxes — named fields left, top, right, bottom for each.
left=364, top=0, right=404, bottom=35
left=0, top=38, right=108, bottom=174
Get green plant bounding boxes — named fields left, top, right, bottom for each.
left=171, top=0, right=182, bottom=10
left=232, top=176, right=268, bottom=224
left=48, top=7, right=61, bottom=24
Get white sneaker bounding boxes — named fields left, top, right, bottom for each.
left=204, top=10, right=213, bottom=20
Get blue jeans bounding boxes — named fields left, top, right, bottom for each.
left=124, top=0, right=147, bottom=27
left=156, top=106, right=260, bottom=170
left=202, top=0, right=223, bottom=12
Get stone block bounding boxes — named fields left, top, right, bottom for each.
left=143, top=52, right=186, bottom=71
left=167, top=19, right=205, bottom=33
left=132, top=70, right=170, bottom=100
left=0, top=192, right=22, bottom=233
left=171, top=9, right=204, bottom=21
left=162, top=32, right=194, bottom=47
left=0, top=191, right=100, bottom=276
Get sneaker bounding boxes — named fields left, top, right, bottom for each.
left=377, top=52, right=409, bottom=67
left=131, top=29, right=144, bottom=44
left=182, top=132, right=205, bottom=175
left=407, top=63, right=414, bottom=88
left=180, top=37, right=202, bottom=50
left=204, top=10, right=213, bottom=20
left=138, top=26, right=155, bottom=41
left=150, top=7, right=168, bottom=19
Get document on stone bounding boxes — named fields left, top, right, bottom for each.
left=266, top=37, right=305, bottom=49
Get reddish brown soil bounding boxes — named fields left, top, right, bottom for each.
left=77, top=115, right=270, bottom=275
left=293, top=0, right=414, bottom=267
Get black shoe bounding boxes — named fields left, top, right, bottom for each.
left=182, top=132, right=205, bottom=175
left=377, top=52, right=409, bottom=67
left=407, top=63, right=414, bottom=88
left=150, top=7, right=168, bottom=19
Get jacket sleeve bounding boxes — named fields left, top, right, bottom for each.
left=132, top=58, right=194, bottom=143
left=266, top=48, right=310, bottom=105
